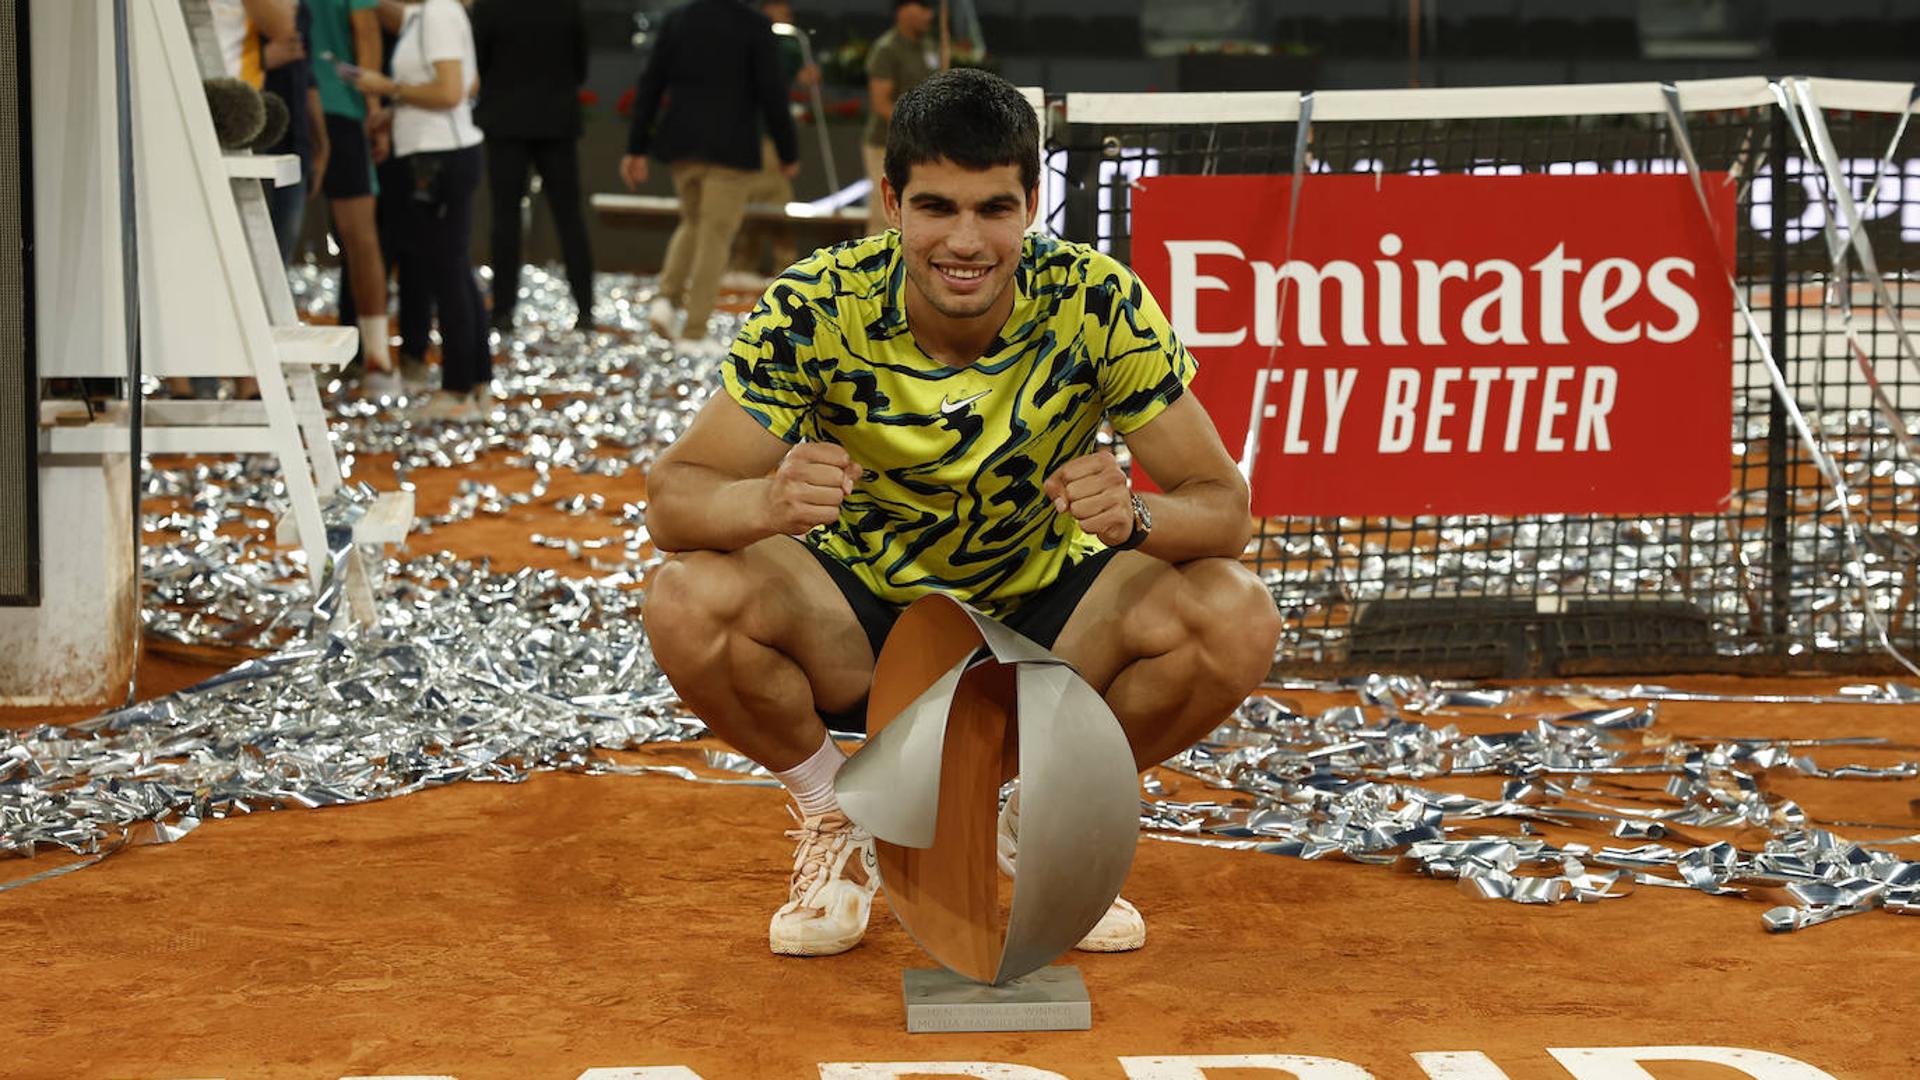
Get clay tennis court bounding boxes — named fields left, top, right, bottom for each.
left=4, top=450, right=1915, bottom=1080
left=12, top=36, right=1920, bottom=1079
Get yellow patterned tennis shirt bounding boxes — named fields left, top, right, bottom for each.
left=722, top=231, right=1198, bottom=618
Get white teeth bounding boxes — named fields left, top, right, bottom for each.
left=944, top=266, right=987, bottom=280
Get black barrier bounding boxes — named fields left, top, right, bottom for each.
left=1052, top=95, right=1920, bottom=676
left=0, top=0, right=36, bottom=608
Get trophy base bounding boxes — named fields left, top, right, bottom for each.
left=902, top=965, right=1091, bottom=1033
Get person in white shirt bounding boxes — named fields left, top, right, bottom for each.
left=354, top=0, right=491, bottom=419
left=209, top=0, right=298, bottom=88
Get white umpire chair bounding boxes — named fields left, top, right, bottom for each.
left=40, top=0, right=411, bottom=625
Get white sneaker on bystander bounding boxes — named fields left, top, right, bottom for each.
left=647, top=298, right=684, bottom=339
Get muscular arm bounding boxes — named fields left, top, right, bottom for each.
left=647, top=393, right=800, bottom=553
left=1115, top=394, right=1253, bottom=562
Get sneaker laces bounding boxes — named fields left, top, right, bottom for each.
left=783, top=808, right=858, bottom=909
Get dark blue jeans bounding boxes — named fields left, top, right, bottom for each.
left=266, top=175, right=307, bottom=264
left=399, top=144, right=489, bottom=393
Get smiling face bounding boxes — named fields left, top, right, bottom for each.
left=884, top=157, right=1037, bottom=331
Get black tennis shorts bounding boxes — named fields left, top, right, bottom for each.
left=322, top=113, right=377, bottom=199
left=801, top=539, right=1119, bottom=733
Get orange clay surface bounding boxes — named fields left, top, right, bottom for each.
left=3, top=430, right=1919, bottom=1080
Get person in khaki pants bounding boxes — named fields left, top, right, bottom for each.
left=621, top=0, right=799, bottom=357
left=731, top=0, right=818, bottom=280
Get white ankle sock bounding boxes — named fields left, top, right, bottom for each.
left=357, top=315, right=391, bottom=371
left=774, top=733, right=847, bottom=819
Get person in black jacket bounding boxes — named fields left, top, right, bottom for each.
left=621, top=0, right=800, bottom=356
left=471, top=0, right=596, bottom=332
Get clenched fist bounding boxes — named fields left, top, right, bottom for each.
left=763, top=441, right=864, bottom=536
left=1043, top=450, right=1135, bottom=547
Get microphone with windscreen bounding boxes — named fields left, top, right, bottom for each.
left=203, top=76, right=266, bottom=150
left=251, top=91, right=290, bottom=153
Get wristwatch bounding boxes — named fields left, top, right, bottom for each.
left=1111, top=493, right=1152, bottom=551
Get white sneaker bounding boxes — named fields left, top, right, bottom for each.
left=416, top=389, right=482, bottom=422
left=397, top=353, right=436, bottom=391
left=361, top=367, right=406, bottom=402
left=770, top=809, right=880, bottom=957
left=997, top=786, right=1146, bottom=952
left=646, top=297, right=683, bottom=339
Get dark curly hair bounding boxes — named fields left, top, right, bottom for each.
left=883, top=68, right=1040, bottom=198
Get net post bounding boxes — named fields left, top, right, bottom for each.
left=1764, top=100, right=1794, bottom=655
left=1061, top=143, right=1101, bottom=259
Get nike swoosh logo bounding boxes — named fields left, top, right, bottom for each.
left=939, top=390, right=990, bottom=415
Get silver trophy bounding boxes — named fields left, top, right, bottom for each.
left=835, top=594, right=1140, bottom=1032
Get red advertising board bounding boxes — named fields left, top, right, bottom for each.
left=1130, top=173, right=1736, bottom=516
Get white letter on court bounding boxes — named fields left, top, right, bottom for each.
left=1164, top=240, right=1248, bottom=348
left=1645, top=256, right=1699, bottom=343
left=1119, top=1054, right=1377, bottom=1079
left=577, top=1070, right=709, bottom=1079
left=1379, top=369, right=1421, bottom=453
left=820, top=1065, right=1071, bottom=1080
left=1409, top=1051, right=1514, bottom=1079
left=1578, top=257, right=1643, bottom=344
left=1547, top=1045, right=1837, bottom=1080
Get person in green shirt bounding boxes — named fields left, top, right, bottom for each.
left=310, top=0, right=398, bottom=395
left=862, top=0, right=935, bottom=235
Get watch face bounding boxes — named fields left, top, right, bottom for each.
left=1132, top=494, right=1151, bottom=533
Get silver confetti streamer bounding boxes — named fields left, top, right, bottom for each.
left=1148, top=693, right=1919, bottom=932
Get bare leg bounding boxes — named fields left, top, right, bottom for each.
left=1052, top=554, right=1282, bottom=771
left=643, top=537, right=876, bottom=771
left=331, top=195, right=389, bottom=368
